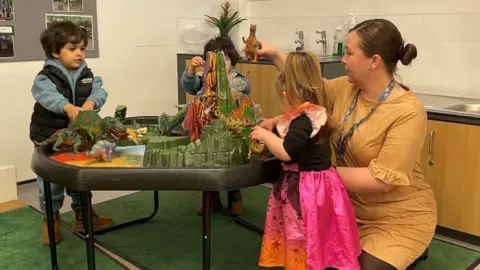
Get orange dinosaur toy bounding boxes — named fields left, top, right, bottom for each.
left=242, top=24, right=261, bottom=62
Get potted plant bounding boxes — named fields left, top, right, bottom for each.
left=205, top=1, right=246, bottom=38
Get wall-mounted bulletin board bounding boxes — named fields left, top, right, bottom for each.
left=0, top=0, right=99, bottom=63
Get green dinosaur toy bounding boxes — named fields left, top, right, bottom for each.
left=37, top=111, right=137, bottom=153
left=158, top=105, right=189, bottom=136
left=67, top=110, right=104, bottom=141
left=35, top=129, right=87, bottom=153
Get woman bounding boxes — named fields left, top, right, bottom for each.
left=253, top=18, right=437, bottom=270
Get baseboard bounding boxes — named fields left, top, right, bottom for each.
left=435, top=226, right=480, bottom=250
left=0, top=165, right=17, bottom=203
left=17, top=178, right=36, bottom=185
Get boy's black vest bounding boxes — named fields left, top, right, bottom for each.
left=29, top=65, right=94, bottom=143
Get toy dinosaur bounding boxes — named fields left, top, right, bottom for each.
left=158, top=104, right=189, bottom=136
left=242, top=24, right=260, bottom=62
left=68, top=110, right=104, bottom=141
left=37, top=111, right=138, bottom=153
left=85, top=140, right=116, bottom=162
left=35, top=129, right=88, bottom=153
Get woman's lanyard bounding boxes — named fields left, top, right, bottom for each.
left=335, top=79, right=395, bottom=164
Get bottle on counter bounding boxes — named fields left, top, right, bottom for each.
left=332, top=26, right=344, bottom=57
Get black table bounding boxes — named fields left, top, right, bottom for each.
left=30, top=118, right=281, bottom=270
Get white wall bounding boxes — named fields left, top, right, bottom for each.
left=246, top=0, right=480, bottom=98
left=0, top=0, right=239, bottom=183
left=3, top=0, right=479, bottom=183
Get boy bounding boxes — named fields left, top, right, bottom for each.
left=29, top=21, right=113, bottom=244
left=180, top=37, right=251, bottom=215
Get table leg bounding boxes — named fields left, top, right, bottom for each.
left=43, top=181, right=59, bottom=270
left=202, top=191, right=211, bottom=270
left=227, top=191, right=264, bottom=235
left=81, top=192, right=96, bottom=270
left=94, top=190, right=159, bottom=234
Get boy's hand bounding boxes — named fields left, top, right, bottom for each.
left=63, top=104, right=83, bottom=121
left=81, top=100, right=96, bottom=111
left=187, top=56, right=205, bottom=76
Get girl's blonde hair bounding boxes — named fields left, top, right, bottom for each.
left=276, top=51, right=333, bottom=142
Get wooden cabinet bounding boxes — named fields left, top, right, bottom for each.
left=420, top=120, right=480, bottom=236
left=236, top=63, right=282, bottom=118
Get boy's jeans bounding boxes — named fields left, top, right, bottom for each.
left=37, top=177, right=92, bottom=214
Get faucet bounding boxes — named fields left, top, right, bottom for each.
left=295, top=30, right=304, bottom=52
left=316, top=30, right=327, bottom=57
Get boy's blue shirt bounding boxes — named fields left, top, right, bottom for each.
left=31, top=59, right=108, bottom=115
left=181, top=67, right=251, bottom=96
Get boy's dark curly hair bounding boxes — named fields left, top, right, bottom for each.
left=40, top=21, right=88, bottom=58
left=203, top=36, right=240, bottom=67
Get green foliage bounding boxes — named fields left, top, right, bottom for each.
left=205, top=1, right=246, bottom=38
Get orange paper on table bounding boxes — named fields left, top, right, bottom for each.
left=50, top=153, right=133, bottom=167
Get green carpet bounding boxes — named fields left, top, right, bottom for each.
left=61, top=187, right=480, bottom=270
left=0, top=206, right=124, bottom=270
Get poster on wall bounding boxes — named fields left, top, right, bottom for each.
left=45, top=14, right=94, bottom=50
left=0, top=26, right=15, bottom=58
left=53, top=0, right=84, bottom=13
left=0, top=0, right=14, bottom=21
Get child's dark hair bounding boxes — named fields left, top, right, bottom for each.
left=203, top=36, right=240, bottom=67
left=40, top=21, right=88, bottom=58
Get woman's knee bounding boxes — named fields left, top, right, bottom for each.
left=358, top=250, right=397, bottom=270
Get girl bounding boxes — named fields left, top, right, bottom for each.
left=250, top=51, right=361, bottom=270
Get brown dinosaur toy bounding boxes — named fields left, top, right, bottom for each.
left=242, top=24, right=261, bottom=62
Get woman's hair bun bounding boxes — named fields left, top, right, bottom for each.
left=400, top=43, right=417, bottom=65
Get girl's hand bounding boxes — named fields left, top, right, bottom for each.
left=259, top=118, right=274, bottom=131
left=250, top=126, right=270, bottom=141
left=243, top=40, right=281, bottom=61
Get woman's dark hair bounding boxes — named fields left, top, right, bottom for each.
left=203, top=36, right=240, bottom=67
left=40, top=21, right=88, bottom=58
left=350, top=18, right=417, bottom=74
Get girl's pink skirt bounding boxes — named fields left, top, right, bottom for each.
left=258, top=164, right=361, bottom=270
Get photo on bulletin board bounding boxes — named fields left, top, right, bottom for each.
left=0, top=0, right=14, bottom=21
left=45, top=14, right=94, bottom=50
left=53, top=0, right=84, bottom=12
left=0, top=26, right=15, bottom=58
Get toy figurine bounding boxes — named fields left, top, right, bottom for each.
left=242, top=24, right=261, bottom=62
left=85, top=140, right=117, bottom=162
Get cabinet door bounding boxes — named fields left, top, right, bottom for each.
left=239, top=63, right=282, bottom=118
left=423, top=120, right=480, bottom=236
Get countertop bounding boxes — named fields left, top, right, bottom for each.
left=177, top=52, right=343, bottom=64
left=416, top=92, right=480, bottom=125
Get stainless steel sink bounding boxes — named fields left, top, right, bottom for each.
left=442, top=103, right=480, bottom=114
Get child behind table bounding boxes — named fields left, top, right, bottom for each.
left=250, top=51, right=361, bottom=270
left=29, top=21, right=113, bottom=245
left=180, top=36, right=251, bottom=216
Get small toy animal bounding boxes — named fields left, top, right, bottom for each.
left=85, top=140, right=116, bottom=162
left=242, top=24, right=261, bottom=62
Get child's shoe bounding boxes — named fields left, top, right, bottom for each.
left=196, top=191, right=223, bottom=214
left=230, top=190, right=243, bottom=216
left=74, top=209, right=114, bottom=233
left=42, top=211, right=62, bottom=245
